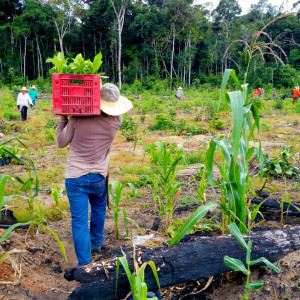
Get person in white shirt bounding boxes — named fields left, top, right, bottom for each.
left=17, top=87, right=32, bottom=121
left=177, top=86, right=183, bottom=102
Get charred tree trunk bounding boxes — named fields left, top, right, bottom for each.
left=65, top=226, right=300, bottom=300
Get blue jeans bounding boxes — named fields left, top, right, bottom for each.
left=65, top=173, right=107, bottom=266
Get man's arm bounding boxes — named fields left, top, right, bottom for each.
left=56, top=116, right=75, bottom=148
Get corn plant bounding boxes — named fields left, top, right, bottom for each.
left=206, top=69, right=263, bottom=234
left=109, top=182, right=143, bottom=239
left=168, top=201, right=218, bottom=246
left=0, top=138, right=40, bottom=228
left=187, top=171, right=207, bottom=204
left=116, top=246, right=161, bottom=300
left=135, top=141, right=185, bottom=231
left=224, top=222, right=280, bottom=300
left=0, top=138, right=67, bottom=261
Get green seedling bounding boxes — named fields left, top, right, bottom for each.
left=116, top=246, right=161, bottom=300
left=135, top=140, right=185, bottom=231
left=224, top=222, right=280, bottom=300
left=168, top=201, right=217, bottom=246
left=109, top=182, right=143, bottom=239
left=0, top=138, right=67, bottom=262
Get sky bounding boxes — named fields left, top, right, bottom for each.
left=194, top=0, right=298, bottom=15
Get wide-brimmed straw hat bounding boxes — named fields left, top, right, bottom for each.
left=20, top=87, right=28, bottom=92
left=31, top=85, right=36, bottom=89
left=178, top=87, right=182, bottom=90
left=100, top=83, right=133, bottom=116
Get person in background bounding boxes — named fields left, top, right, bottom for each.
left=17, top=87, right=32, bottom=122
left=257, top=88, right=262, bottom=98
left=261, top=88, right=264, bottom=99
left=292, top=86, right=299, bottom=104
left=176, top=86, right=183, bottom=102
left=273, top=88, right=276, bottom=99
left=56, top=83, right=133, bottom=267
left=29, top=85, right=38, bottom=106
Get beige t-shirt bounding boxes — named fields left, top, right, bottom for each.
left=56, top=115, right=122, bottom=178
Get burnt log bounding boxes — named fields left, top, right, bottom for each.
left=252, top=198, right=300, bottom=216
left=66, top=226, right=300, bottom=300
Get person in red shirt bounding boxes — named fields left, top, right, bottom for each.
left=257, top=88, right=262, bottom=96
left=292, top=86, right=299, bottom=104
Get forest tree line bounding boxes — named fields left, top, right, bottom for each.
left=0, top=0, right=299, bottom=89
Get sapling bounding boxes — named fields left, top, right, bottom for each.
left=0, top=138, right=67, bottom=261
left=224, top=222, right=280, bottom=300
left=109, top=182, right=143, bottom=239
left=135, top=140, right=185, bottom=231
left=116, top=245, right=161, bottom=300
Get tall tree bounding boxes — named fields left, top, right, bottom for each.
left=109, top=0, right=130, bottom=89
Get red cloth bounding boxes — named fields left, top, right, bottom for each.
left=292, top=89, right=299, bottom=97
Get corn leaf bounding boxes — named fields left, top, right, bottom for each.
left=228, top=223, right=248, bottom=249
left=224, top=255, right=248, bottom=275
left=218, top=69, right=243, bottom=110
left=225, top=91, right=244, bottom=160
left=36, top=222, right=67, bottom=262
left=0, top=222, right=31, bottom=243
left=250, top=257, right=280, bottom=273
left=168, top=201, right=218, bottom=246
left=247, top=281, right=264, bottom=290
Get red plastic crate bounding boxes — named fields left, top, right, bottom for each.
left=52, top=73, right=101, bottom=116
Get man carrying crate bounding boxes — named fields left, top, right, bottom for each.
left=56, top=83, right=132, bottom=266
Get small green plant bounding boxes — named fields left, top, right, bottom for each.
left=116, top=246, right=161, bottom=300
left=44, top=119, right=58, bottom=129
left=175, top=119, right=187, bottom=135
left=251, top=96, right=264, bottom=110
left=273, top=98, right=284, bottom=110
left=109, top=182, right=142, bottom=239
left=46, top=52, right=103, bottom=75
left=168, top=202, right=217, bottom=246
left=3, top=111, right=20, bottom=121
left=0, top=138, right=67, bottom=262
left=168, top=107, right=177, bottom=120
left=44, top=127, right=56, bottom=141
left=224, top=223, right=280, bottom=300
left=209, top=118, right=227, bottom=130
left=135, top=141, right=184, bottom=230
left=149, top=114, right=175, bottom=131
left=121, top=116, right=139, bottom=141
left=263, top=146, right=299, bottom=179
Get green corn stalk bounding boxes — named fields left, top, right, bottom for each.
left=109, top=182, right=142, bottom=239
left=116, top=246, right=161, bottom=300
left=135, top=140, right=185, bottom=231
left=134, top=140, right=184, bottom=230
left=206, top=69, right=263, bottom=233
left=224, top=222, right=280, bottom=300
left=0, top=138, right=40, bottom=238
left=187, top=172, right=207, bottom=204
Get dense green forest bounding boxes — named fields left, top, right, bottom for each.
left=0, top=0, right=299, bottom=89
